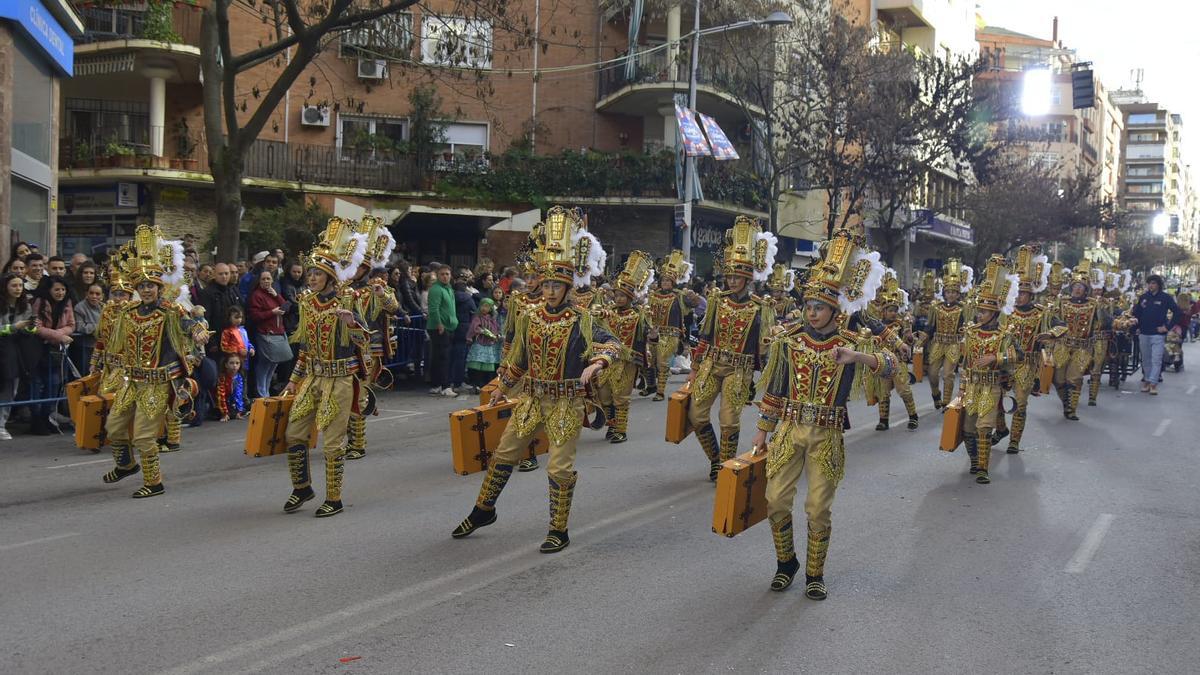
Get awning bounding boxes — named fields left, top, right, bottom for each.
left=488, top=208, right=541, bottom=232
left=75, top=53, right=136, bottom=76
left=395, top=204, right=512, bottom=224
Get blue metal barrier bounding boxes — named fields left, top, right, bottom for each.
left=383, top=314, right=428, bottom=373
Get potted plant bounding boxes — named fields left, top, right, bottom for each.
left=171, top=118, right=199, bottom=170
left=104, top=140, right=136, bottom=168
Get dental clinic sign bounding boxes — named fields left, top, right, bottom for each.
left=1, top=0, right=74, bottom=76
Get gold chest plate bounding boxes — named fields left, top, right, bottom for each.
left=715, top=297, right=758, bottom=352
left=527, top=308, right=576, bottom=380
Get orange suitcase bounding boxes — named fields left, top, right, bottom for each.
left=912, top=347, right=925, bottom=383
left=450, top=401, right=549, bottom=475
left=243, top=395, right=319, bottom=457
left=665, top=384, right=693, bottom=444
left=1038, top=350, right=1054, bottom=395
left=939, top=396, right=965, bottom=452
left=75, top=393, right=114, bottom=450
left=66, top=373, right=102, bottom=425
left=712, top=450, right=769, bottom=537
left=479, top=379, right=500, bottom=406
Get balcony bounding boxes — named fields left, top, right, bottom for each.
left=1082, top=140, right=1098, bottom=162
left=596, top=46, right=764, bottom=125
left=436, top=149, right=768, bottom=212
left=876, top=0, right=931, bottom=28
left=71, top=3, right=202, bottom=81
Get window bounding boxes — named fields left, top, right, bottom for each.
left=337, top=115, right=408, bottom=161
left=434, top=122, right=489, bottom=167
left=421, top=16, right=492, bottom=68
left=1128, top=113, right=1160, bottom=125
left=340, top=13, right=414, bottom=58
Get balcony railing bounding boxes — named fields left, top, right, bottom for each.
left=75, top=4, right=202, bottom=47
left=243, top=140, right=421, bottom=192
left=598, top=45, right=756, bottom=103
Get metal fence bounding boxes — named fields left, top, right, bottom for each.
left=243, top=139, right=422, bottom=191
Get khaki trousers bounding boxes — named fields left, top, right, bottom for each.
left=765, top=423, right=841, bottom=532
left=596, top=360, right=636, bottom=433
left=493, top=397, right=582, bottom=481
left=107, top=381, right=170, bottom=487
left=653, top=335, right=680, bottom=395
left=287, top=375, right=355, bottom=456
left=688, top=361, right=750, bottom=461
left=926, top=354, right=957, bottom=402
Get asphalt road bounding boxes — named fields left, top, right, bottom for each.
left=1, top=349, right=1198, bottom=675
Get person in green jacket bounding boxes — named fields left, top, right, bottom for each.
left=427, top=264, right=458, bottom=396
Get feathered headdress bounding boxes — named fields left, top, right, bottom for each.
left=358, top=214, right=396, bottom=270
left=308, top=217, right=369, bottom=285
left=614, top=250, right=655, bottom=300
left=530, top=205, right=606, bottom=287
left=723, top=215, right=776, bottom=281
left=120, top=224, right=185, bottom=288
left=804, top=228, right=886, bottom=315
left=659, top=249, right=693, bottom=285
left=976, top=254, right=1018, bottom=316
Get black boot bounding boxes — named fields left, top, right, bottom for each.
left=314, top=500, right=343, bottom=518
left=283, top=486, right=315, bottom=513
left=771, top=557, right=800, bottom=592
left=907, top=414, right=919, bottom=430
left=804, top=575, right=828, bottom=601
left=451, top=506, right=498, bottom=538
left=875, top=420, right=889, bottom=431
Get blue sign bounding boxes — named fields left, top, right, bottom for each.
left=1, top=0, right=74, bottom=76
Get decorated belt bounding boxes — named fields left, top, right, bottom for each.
left=654, top=326, right=685, bottom=339
left=126, top=363, right=181, bottom=384
left=1096, top=331, right=1113, bottom=340
left=105, top=353, right=123, bottom=368
left=932, top=334, right=960, bottom=345
left=709, top=347, right=756, bottom=369
left=308, top=357, right=360, bottom=377
left=522, top=377, right=589, bottom=399
left=1063, top=336, right=1092, bottom=349
left=780, top=402, right=846, bottom=429
left=961, top=369, right=1002, bottom=385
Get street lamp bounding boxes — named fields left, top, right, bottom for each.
left=680, top=3, right=793, bottom=262
left=1021, top=68, right=1052, bottom=117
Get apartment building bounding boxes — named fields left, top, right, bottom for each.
left=54, top=0, right=777, bottom=275
left=1117, top=102, right=1194, bottom=250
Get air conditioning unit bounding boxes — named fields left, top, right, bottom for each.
left=357, top=58, right=387, bottom=80
left=300, top=105, right=330, bottom=127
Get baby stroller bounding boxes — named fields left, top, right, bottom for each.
left=1164, top=328, right=1184, bottom=373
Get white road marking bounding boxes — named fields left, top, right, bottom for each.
left=373, top=408, right=425, bottom=414
left=0, top=532, right=81, bottom=552
left=1152, top=419, right=1172, bottom=437
left=158, top=485, right=709, bottom=675
left=1187, top=385, right=1197, bottom=395
left=372, top=412, right=424, bottom=423
left=1065, top=513, right=1115, bottom=574
left=43, top=458, right=111, bottom=470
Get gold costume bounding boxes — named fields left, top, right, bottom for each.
left=1049, top=261, right=1110, bottom=421
left=646, top=250, right=694, bottom=398
left=922, top=259, right=970, bottom=408
left=756, top=227, right=895, bottom=598
left=997, top=246, right=1052, bottom=452
left=689, top=218, right=776, bottom=477
left=595, top=251, right=654, bottom=442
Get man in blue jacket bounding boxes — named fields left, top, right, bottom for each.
left=1132, top=274, right=1180, bottom=394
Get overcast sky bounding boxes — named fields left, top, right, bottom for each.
left=977, top=0, right=1200, bottom=163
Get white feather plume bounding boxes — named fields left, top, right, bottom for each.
left=161, top=240, right=186, bottom=289
left=1032, top=254, right=1050, bottom=293
left=678, top=260, right=693, bottom=285
left=961, top=265, right=975, bottom=294
left=571, top=230, right=606, bottom=287
left=934, top=278, right=944, bottom=302
left=1090, top=267, right=1106, bottom=290
left=1120, top=270, right=1132, bottom=293
left=336, top=233, right=370, bottom=284
left=753, top=232, right=779, bottom=282
left=1105, top=272, right=1120, bottom=292
left=375, top=227, right=397, bottom=269
left=899, top=288, right=911, bottom=312
left=638, top=268, right=655, bottom=300
left=838, top=250, right=885, bottom=315
left=783, top=269, right=796, bottom=293
left=1061, top=267, right=1071, bottom=283
left=1001, top=273, right=1021, bottom=315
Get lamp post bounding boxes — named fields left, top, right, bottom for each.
left=679, top=5, right=792, bottom=262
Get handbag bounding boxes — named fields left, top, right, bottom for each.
left=257, top=333, right=293, bottom=363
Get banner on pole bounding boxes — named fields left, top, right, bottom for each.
left=697, top=113, right=739, bottom=160
left=675, top=103, right=712, bottom=157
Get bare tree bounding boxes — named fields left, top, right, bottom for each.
left=200, top=0, right=552, bottom=260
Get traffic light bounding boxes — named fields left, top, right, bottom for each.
left=1072, top=67, right=1095, bottom=109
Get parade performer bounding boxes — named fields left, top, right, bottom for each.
left=156, top=270, right=203, bottom=453
left=764, top=264, right=799, bottom=323
left=99, top=224, right=207, bottom=498
left=595, top=251, right=654, bottom=443
left=998, top=245, right=1052, bottom=454
left=501, top=253, right=545, bottom=472
left=91, top=248, right=135, bottom=396
left=921, top=259, right=971, bottom=409
left=1041, top=261, right=1069, bottom=308
left=451, top=205, right=619, bottom=552
left=1088, top=265, right=1115, bottom=406
left=751, top=227, right=893, bottom=598
left=870, top=276, right=918, bottom=431
left=281, top=218, right=374, bottom=518
left=345, top=215, right=399, bottom=461
left=645, top=250, right=694, bottom=401
left=955, top=256, right=1020, bottom=483
left=688, top=217, right=777, bottom=479
left=1050, top=260, right=1110, bottom=421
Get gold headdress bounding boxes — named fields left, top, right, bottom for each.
left=120, top=223, right=184, bottom=288
left=1047, top=261, right=1070, bottom=290
left=919, top=269, right=937, bottom=302
left=1014, top=244, right=1050, bottom=294
left=658, top=249, right=693, bottom=285
left=357, top=214, right=396, bottom=270
left=1071, top=258, right=1095, bottom=288
left=765, top=263, right=795, bottom=294
left=803, top=227, right=886, bottom=313
left=975, top=254, right=1019, bottom=315
left=723, top=215, right=776, bottom=281
left=307, top=217, right=368, bottom=285
left=614, top=250, right=655, bottom=299
left=941, top=258, right=973, bottom=292
left=877, top=270, right=904, bottom=308
left=107, top=241, right=135, bottom=293
left=530, top=205, right=605, bottom=286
